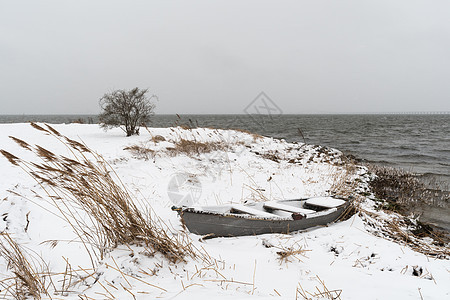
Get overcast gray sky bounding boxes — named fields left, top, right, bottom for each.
left=1, top=0, right=449, bottom=114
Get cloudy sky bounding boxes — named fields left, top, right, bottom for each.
left=1, top=0, right=449, bottom=114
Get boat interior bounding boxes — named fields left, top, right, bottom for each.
left=187, top=197, right=346, bottom=220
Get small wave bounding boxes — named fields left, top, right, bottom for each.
left=367, top=159, right=398, bottom=165
left=419, top=172, right=450, bottom=178
left=393, top=154, right=440, bottom=161
left=398, top=145, right=418, bottom=150
left=434, top=149, right=450, bottom=154
left=347, top=141, right=361, bottom=144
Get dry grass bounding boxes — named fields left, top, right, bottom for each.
left=261, top=238, right=310, bottom=264
left=296, top=276, right=342, bottom=300
left=1, top=123, right=205, bottom=265
left=365, top=164, right=449, bottom=249
left=0, top=233, right=50, bottom=300
left=125, top=126, right=232, bottom=159
left=169, top=138, right=227, bottom=156
left=124, top=144, right=156, bottom=160
left=359, top=209, right=449, bottom=258
left=329, top=163, right=359, bottom=198
left=229, top=128, right=263, bottom=141
left=276, top=245, right=309, bottom=263
left=125, top=138, right=227, bottom=159
left=367, top=164, right=448, bottom=213
left=368, top=165, right=420, bottom=212
left=151, top=135, right=166, bottom=143
left=323, top=160, right=362, bottom=221
left=316, top=159, right=449, bottom=257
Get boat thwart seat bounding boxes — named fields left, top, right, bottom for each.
left=230, top=204, right=278, bottom=218
left=263, top=201, right=315, bottom=215
left=304, top=197, right=346, bottom=209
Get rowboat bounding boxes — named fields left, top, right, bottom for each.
left=172, top=196, right=350, bottom=237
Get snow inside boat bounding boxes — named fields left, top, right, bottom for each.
left=172, top=196, right=350, bottom=237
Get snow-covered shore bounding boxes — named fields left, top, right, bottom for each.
left=0, top=123, right=449, bottom=299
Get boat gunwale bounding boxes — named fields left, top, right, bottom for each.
left=174, top=198, right=350, bottom=222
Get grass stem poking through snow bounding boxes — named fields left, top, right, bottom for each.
left=0, top=233, right=50, bottom=300
left=296, top=276, right=342, bottom=300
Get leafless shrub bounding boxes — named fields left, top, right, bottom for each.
left=99, top=87, right=157, bottom=136
left=0, top=233, right=50, bottom=300
left=1, top=123, right=205, bottom=265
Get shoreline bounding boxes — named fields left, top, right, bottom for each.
left=1, top=118, right=448, bottom=231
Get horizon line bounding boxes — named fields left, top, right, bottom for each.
left=1, top=111, right=449, bottom=116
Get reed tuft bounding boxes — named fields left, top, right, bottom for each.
left=0, top=150, right=20, bottom=166
left=30, top=122, right=48, bottom=133
left=9, top=136, right=31, bottom=151
left=2, top=123, right=203, bottom=265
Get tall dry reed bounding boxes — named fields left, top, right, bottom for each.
left=1, top=123, right=202, bottom=265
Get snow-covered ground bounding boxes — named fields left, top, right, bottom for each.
left=0, top=123, right=448, bottom=299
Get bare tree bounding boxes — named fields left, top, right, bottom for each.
left=99, top=88, right=157, bottom=136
